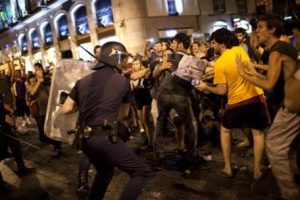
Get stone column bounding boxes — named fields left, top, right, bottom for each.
left=86, top=2, right=98, bottom=47
left=49, top=16, right=61, bottom=63
left=67, top=14, right=79, bottom=60
left=25, top=27, right=34, bottom=67
left=37, top=24, right=47, bottom=67
left=112, top=0, right=147, bottom=54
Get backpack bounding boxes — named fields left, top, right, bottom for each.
left=173, top=54, right=207, bottom=82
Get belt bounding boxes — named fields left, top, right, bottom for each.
left=89, top=125, right=112, bottom=136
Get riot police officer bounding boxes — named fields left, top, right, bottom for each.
left=0, top=71, right=33, bottom=177
left=58, top=42, right=152, bottom=200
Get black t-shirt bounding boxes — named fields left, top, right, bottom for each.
left=0, top=75, right=13, bottom=104
left=268, top=41, right=298, bottom=106
left=69, top=66, right=134, bottom=127
left=159, top=52, right=192, bottom=96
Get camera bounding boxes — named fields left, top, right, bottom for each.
left=146, top=38, right=155, bottom=44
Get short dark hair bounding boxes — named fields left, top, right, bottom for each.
left=234, top=27, right=246, bottom=35
left=258, top=15, right=283, bottom=38
left=210, top=28, right=239, bottom=49
left=27, top=74, right=36, bottom=82
left=163, top=47, right=174, bottom=53
left=173, top=32, right=190, bottom=49
left=34, top=63, right=43, bottom=70
left=93, top=45, right=101, bottom=54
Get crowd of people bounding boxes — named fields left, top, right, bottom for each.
left=1, top=14, right=300, bottom=200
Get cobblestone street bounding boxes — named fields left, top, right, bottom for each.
left=0, top=120, right=291, bottom=200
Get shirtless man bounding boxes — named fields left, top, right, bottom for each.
left=236, top=15, right=299, bottom=200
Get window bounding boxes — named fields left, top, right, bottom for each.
left=30, top=29, right=40, bottom=49
left=43, top=23, right=53, bottom=44
left=94, top=0, right=114, bottom=27
left=236, top=0, right=247, bottom=13
left=20, top=35, right=27, bottom=52
left=167, top=0, right=178, bottom=16
left=0, top=0, right=14, bottom=31
left=57, top=15, right=69, bottom=39
left=213, top=0, right=226, bottom=13
left=74, top=6, right=89, bottom=35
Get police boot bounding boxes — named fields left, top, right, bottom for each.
left=76, top=172, right=90, bottom=196
left=16, top=162, right=35, bottom=177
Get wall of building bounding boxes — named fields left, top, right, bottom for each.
left=0, top=0, right=259, bottom=71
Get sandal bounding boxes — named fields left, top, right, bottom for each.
left=251, top=168, right=268, bottom=188
left=220, top=168, right=237, bottom=178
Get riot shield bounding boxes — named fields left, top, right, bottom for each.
left=44, top=59, right=94, bottom=143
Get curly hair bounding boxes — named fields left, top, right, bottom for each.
left=258, top=15, right=283, bottom=38
left=210, top=28, right=239, bottom=49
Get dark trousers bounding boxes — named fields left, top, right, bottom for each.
left=82, top=132, right=152, bottom=200
left=36, top=115, right=61, bottom=150
left=156, top=93, right=197, bottom=162
left=0, top=122, right=26, bottom=170
left=78, top=153, right=91, bottom=188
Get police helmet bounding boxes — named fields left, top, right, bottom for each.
left=92, top=41, right=128, bottom=70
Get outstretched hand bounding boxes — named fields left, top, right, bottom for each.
left=160, top=61, right=172, bottom=70
left=244, top=61, right=261, bottom=77
left=194, top=81, right=207, bottom=92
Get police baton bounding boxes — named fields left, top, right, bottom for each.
left=3, top=133, right=57, bottom=156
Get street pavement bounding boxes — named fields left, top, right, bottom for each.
left=0, top=119, right=292, bottom=200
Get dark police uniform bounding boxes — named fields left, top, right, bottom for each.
left=0, top=89, right=28, bottom=175
left=69, top=66, right=152, bottom=200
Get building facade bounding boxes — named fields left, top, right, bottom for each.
left=0, top=0, right=295, bottom=71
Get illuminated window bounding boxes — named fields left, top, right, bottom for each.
left=94, top=0, right=114, bottom=27
left=165, top=0, right=184, bottom=16
left=167, top=0, right=178, bottom=16
left=43, top=23, right=53, bottom=44
left=30, top=29, right=40, bottom=49
left=20, top=35, right=28, bottom=52
left=74, top=6, right=89, bottom=35
left=57, top=15, right=69, bottom=39
left=0, top=0, right=14, bottom=31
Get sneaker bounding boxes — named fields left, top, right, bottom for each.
left=76, top=185, right=90, bottom=197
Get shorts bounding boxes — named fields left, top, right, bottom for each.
left=15, top=97, right=29, bottom=116
left=222, top=95, right=271, bottom=130
left=133, top=88, right=152, bottom=110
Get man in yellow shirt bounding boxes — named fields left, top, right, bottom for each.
left=195, top=28, right=270, bottom=183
